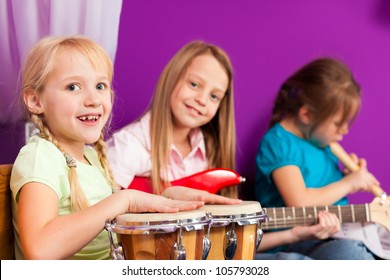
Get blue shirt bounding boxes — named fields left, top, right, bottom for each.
left=254, top=123, right=348, bottom=208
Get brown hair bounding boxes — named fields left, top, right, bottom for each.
left=21, top=36, right=116, bottom=212
left=269, top=57, right=361, bottom=134
left=149, top=41, right=237, bottom=197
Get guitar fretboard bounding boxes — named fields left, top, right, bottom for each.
left=263, top=204, right=370, bottom=230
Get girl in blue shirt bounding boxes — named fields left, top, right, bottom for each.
left=255, top=57, right=379, bottom=259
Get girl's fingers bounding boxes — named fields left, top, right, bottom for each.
left=199, top=193, right=242, bottom=204
left=316, top=211, right=340, bottom=237
left=358, top=158, right=367, bottom=169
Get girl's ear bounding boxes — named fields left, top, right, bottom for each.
left=298, top=105, right=312, bottom=125
left=24, top=89, right=43, bottom=114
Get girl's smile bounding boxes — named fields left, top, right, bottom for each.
left=184, top=101, right=207, bottom=117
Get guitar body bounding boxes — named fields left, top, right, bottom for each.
left=127, top=177, right=153, bottom=193
left=333, top=222, right=390, bottom=260
left=126, top=168, right=245, bottom=194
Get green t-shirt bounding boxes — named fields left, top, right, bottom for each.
left=11, top=136, right=112, bottom=259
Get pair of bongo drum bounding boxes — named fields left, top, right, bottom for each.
left=105, top=201, right=267, bottom=260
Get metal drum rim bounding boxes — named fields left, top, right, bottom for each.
left=207, top=211, right=267, bottom=227
left=111, top=215, right=211, bottom=234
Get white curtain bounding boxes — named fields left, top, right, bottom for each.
left=0, top=0, right=123, bottom=124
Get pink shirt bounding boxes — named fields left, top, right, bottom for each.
left=106, top=112, right=208, bottom=191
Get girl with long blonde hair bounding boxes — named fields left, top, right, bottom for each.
left=107, top=41, right=238, bottom=198
left=11, top=36, right=204, bottom=260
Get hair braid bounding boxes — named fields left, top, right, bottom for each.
left=30, top=114, right=90, bottom=212
left=93, top=133, right=118, bottom=192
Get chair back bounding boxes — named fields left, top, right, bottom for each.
left=0, top=164, right=14, bottom=259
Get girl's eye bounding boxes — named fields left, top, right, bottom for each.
left=96, top=83, right=106, bottom=91
left=66, top=84, right=80, bottom=92
left=190, top=81, right=198, bottom=88
left=210, top=93, right=220, bottom=102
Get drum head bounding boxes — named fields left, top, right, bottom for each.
left=201, top=201, right=266, bottom=226
left=116, top=209, right=206, bottom=223
left=201, top=201, right=262, bottom=215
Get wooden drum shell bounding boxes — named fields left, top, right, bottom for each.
left=112, top=209, right=209, bottom=260
left=206, top=223, right=258, bottom=260
left=201, top=201, right=266, bottom=260
left=116, top=229, right=204, bottom=260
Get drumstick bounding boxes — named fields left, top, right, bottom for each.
left=329, top=142, right=386, bottom=198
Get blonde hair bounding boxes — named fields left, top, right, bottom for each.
left=270, top=57, right=361, bottom=134
left=149, top=41, right=237, bottom=197
left=21, top=36, right=116, bottom=212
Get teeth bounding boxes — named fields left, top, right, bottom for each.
left=79, top=115, right=99, bottom=121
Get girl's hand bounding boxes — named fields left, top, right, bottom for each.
left=341, top=158, right=380, bottom=194
left=290, top=211, right=340, bottom=242
left=125, top=189, right=204, bottom=213
left=162, top=186, right=242, bottom=205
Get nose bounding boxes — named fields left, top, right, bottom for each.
left=84, top=87, right=102, bottom=107
left=195, top=90, right=207, bottom=106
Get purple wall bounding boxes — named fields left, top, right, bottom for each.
left=2, top=0, right=389, bottom=204
left=112, top=0, right=390, bottom=203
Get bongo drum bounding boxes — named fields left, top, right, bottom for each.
left=201, top=201, right=267, bottom=260
left=105, top=209, right=211, bottom=260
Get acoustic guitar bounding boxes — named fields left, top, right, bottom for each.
left=262, top=142, right=390, bottom=259
left=262, top=197, right=390, bottom=259
left=262, top=197, right=390, bottom=232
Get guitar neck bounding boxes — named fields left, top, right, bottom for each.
left=263, top=204, right=371, bottom=230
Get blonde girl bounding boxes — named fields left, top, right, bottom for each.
left=107, top=41, right=238, bottom=198
left=11, top=36, right=203, bottom=260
